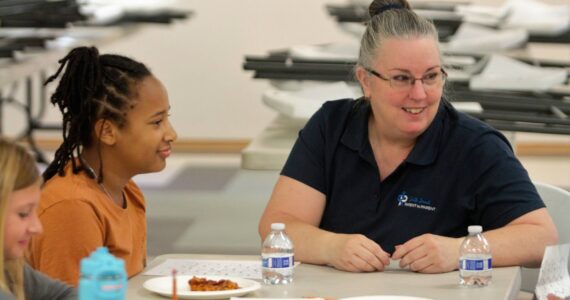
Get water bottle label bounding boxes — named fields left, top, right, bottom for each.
left=460, top=258, right=492, bottom=271
left=262, top=255, right=294, bottom=269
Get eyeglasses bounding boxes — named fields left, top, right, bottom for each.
left=364, top=67, right=447, bottom=91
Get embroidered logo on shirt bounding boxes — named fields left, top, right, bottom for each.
left=396, top=191, right=436, bottom=212
left=397, top=193, right=409, bottom=206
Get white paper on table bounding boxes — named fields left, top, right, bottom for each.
left=143, top=259, right=262, bottom=279
left=535, top=243, right=570, bottom=300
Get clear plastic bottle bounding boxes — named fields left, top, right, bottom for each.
left=261, top=223, right=294, bottom=285
left=459, top=225, right=492, bottom=287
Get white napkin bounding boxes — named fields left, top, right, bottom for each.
left=535, top=243, right=570, bottom=300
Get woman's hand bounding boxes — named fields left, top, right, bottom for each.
left=392, top=234, right=462, bottom=273
left=326, top=233, right=391, bottom=272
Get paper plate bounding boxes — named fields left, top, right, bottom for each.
left=143, top=275, right=261, bottom=299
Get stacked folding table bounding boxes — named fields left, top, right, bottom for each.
left=241, top=0, right=570, bottom=170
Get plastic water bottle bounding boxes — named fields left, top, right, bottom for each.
left=261, top=223, right=294, bottom=285
left=459, top=225, right=492, bottom=287
left=79, top=247, right=127, bottom=300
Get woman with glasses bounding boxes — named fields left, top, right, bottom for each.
left=259, top=0, right=558, bottom=273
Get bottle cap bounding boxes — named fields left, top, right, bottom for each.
left=271, top=223, right=285, bottom=230
left=468, top=225, right=483, bottom=234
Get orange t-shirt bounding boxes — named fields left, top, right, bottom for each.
left=28, top=164, right=147, bottom=286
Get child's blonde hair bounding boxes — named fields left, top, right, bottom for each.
left=0, top=139, right=40, bottom=299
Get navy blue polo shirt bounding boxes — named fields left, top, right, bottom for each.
left=282, top=98, right=544, bottom=254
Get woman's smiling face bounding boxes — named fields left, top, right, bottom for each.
left=359, top=37, right=445, bottom=140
